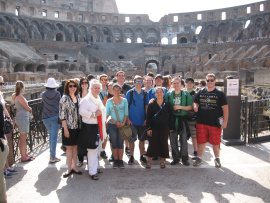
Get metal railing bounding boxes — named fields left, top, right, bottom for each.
left=9, top=98, right=48, bottom=161
left=241, top=97, right=270, bottom=143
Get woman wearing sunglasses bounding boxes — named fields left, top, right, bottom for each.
left=59, top=79, right=82, bottom=178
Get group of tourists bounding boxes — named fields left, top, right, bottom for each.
left=0, top=71, right=228, bottom=201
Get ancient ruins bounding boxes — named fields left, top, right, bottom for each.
left=0, top=0, right=269, bottom=90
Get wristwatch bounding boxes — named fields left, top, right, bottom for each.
left=92, top=112, right=96, bottom=118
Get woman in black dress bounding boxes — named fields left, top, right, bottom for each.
left=59, top=79, right=82, bottom=178
left=146, top=87, right=174, bottom=169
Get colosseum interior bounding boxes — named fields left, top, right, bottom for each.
left=0, top=0, right=269, bottom=93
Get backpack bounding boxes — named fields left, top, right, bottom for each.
left=128, top=89, right=147, bottom=108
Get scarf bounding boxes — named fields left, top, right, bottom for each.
left=88, top=92, right=108, bottom=143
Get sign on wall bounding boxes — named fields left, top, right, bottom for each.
left=227, top=79, right=239, bottom=96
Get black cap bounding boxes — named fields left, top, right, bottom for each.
left=155, top=74, right=163, bottom=80
left=185, top=78, right=194, bottom=83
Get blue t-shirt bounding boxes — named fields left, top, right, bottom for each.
left=126, top=88, right=146, bottom=126
left=99, top=90, right=107, bottom=102
left=146, top=87, right=168, bottom=105
left=106, top=98, right=128, bottom=124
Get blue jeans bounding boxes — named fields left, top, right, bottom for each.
left=170, top=123, right=189, bottom=161
left=43, top=116, right=60, bottom=157
left=108, top=123, right=124, bottom=149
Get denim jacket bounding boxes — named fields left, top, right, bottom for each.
left=59, top=95, right=81, bottom=129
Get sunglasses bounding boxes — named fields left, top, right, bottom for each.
left=206, top=79, right=215, bottom=82
left=69, top=85, right=77, bottom=88
left=101, top=79, right=108, bottom=82
left=0, top=82, right=4, bottom=86
left=81, top=82, right=88, bottom=85
left=135, top=81, right=143, bottom=84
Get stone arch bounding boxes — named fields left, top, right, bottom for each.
left=161, top=37, right=168, bottom=44
left=172, top=37, right=177, bottom=44
left=37, top=64, right=46, bottom=72
left=56, top=23, right=64, bottom=31
left=217, top=23, right=227, bottom=42
left=254, top=17, right=266, bottom=38
left=69, top=64, right=77, bottom=71
left=113, top=27, right=122, bottom=42
left=124, top=28, right=134, bottom=42
left=102, top=27, right=111, bottom=42
left=31, top=21, right=40, bottom=31
left=4, top=16, right=13, bottom=24
left=135, top=28, right=144, bottom=42
left=25, top=64, right=35, bottom=72
left=67, top=24, right=78, bottom=42
left=179, top=37, right=187, bottom=43
left=206, top=24, right=216, bottom=43
left=14, top=64, right=24, bottom=72
left=0, top=26, right=7, bottom=37
left=79, top=25, right=87, bottom=42
left=56, top=33, right=64, bottom=41
left=79, top=65, right=86, bottom=72
left=229, top=61, right=238, bottom=71
left=89, top=26, right=99, bottom=42
left=43, top=22, right=52, bottom=30
left=18, top=19, right=26, bottom=28
left=239, top=61, right=248, bottom=70
left=58, top=64, right=67, bottom=73
left=145, top=60, right=159, bottom=74
left=145, top=28, right=158, bottom=43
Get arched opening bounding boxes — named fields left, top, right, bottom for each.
left=229, top=62, right=238, bottom=71
left=37, top=64, right=46, bottom=72
left=137, top=38, right=142, bottom=43
left=145, top=60, right=159, bottom=74
left=56, top=23, right=64, bottom=31
left=195, top=26, right=202, bottom=35
left=79, top=65, right=86, bottom=72
left=25, top=64, right=35, bottom=72
left=14, top=64, right=23, bottom=72
left=58, top=64, right=67, bottom=73
left=56, top=33, right=63, bottom=41
left=172, top=37, right=177, bottom=44
left=115, top=37, right=122, bottom=43
left=145, top=28, right=158, bottom=43
left=69, top=64, right=77, bottom=71
left=179, top=37, right=187, bottom=43
left=172, top=64, right=177, bottom=74
left=126, top=38, right=131, bottom=43
left=118, top=55, right=125, bottom=59
left=161, top=37, right=168, bottom=45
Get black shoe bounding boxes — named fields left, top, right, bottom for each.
left=113, top=160, right=118, bottom=169
left=152, top=157, right=158, bottom=161
left=60, top=145, right=66, bottom=153
left=109, top=154, right=114, bottom=162
left=182, top=160, right=190, bottom=166
left=140, top=156, right=147, bottom=164
left=119, top=160, right=125, bottom=169
left=125, top=147, right=130, bottom=156
left=63, top=170, right=73, bottom=178
left=170, top=159, right=180, bottom=165
left=71, top=169, right=82, bottom=175
left=128, top=156, right=134, bottom=165
left=100, top=151, right=108, bottom=159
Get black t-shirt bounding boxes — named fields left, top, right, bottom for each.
left=194, top=88, right=228, bottom=127
left=121, top=83, right=132, bottom=96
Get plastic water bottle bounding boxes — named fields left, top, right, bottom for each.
left=95, top=134, right=100, bottom=147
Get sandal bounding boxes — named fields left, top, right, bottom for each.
left=90, top=174, right=99, bottom=180
left=77, top=161, right=83, bottom=168
left=97, top=169, right=103, bottom=174
left=146, top=162, right=151, bottom=169
left=160, top=161, right=166, bottom=169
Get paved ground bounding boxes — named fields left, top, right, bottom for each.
left=5, top=137, right=270, bottom=203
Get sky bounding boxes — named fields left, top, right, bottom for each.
left=115, top=0, right=266, bottom=22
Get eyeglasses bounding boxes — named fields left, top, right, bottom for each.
left=101, top=79, right=108, bottom=82
left=206, top=79, right=215, bottom=82
left=135, top=81, right=143, bottom=84
left=69, top=85, right=77, bottom=88
left=81, top=82, right=88, bottom=85
left=0, top=83, right=4, bottom=86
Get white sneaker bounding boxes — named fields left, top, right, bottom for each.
left=49, top=157, right=61, bottom=163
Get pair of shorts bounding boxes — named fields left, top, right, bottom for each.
left=15, top=118, right=30, bottom=133
left=196, top=124, right=222, bottom=145
left=129, top=125, right=147, bottom=142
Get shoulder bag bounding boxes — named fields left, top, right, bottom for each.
left=4, top=116, right=12, bottom=134
left=111, top=99, right=132, bottom=140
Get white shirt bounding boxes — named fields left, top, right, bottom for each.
left=79, top=95, right=98, bottom=124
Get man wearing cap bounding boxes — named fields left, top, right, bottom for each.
left=146, top=74, right=168, bottom=102
left=193, top=73, right=228, bottom=168
left=42, top=78, right=61, bottom=163
left=126, top=75, right=148, bottom=165
left=185, top=78, right=198, bottom=160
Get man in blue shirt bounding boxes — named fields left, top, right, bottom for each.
left=126, top=75, right=147, bottom=164
left=146, top=74, right=168, bottom=103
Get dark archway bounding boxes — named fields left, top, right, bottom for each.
left=145, top=60, right=159, bottom=75
left=179, top=37, right=187, bottom=43
left=172, top=64, right=177, bottom=74
left=37, top=64, right=46, bottom=72
left=56, top=33, right=63, bottom=41
left=25, top=64, right=35, bottom=72
left=14, top=64, right=23, bottom=72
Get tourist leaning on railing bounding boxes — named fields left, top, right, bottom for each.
left=12, top=81, right=35, bottom=162
left=59, top=79, right=82, bottom=178
left=42, top=78, right=61, bottom=164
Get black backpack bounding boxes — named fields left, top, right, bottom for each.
left=128, top=89, right=147, bottom=108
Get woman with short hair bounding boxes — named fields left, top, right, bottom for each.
left=59, top=79, right=82, bottom=178
left=12, top=81, right=34, bottom=162
left=78, top=79, right=107, bottom=180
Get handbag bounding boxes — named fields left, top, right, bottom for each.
left=4, top=116, right=12, bottom=134
left=111, top=99, right=132, bottom=140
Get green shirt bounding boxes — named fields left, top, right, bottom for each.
left=165, top=90, right=193, bottom=116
